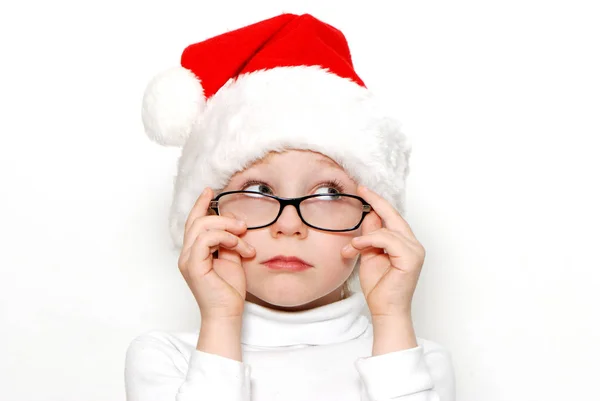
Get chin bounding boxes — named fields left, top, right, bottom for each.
left=244, top=264, right=353, bottom=310
left=251, top=286, right=317, bottom=307
left=246, top=279, right=345, bottom=311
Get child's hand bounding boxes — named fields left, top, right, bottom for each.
left=341, top=186, right=425, bottom=319
left=178, top=187, right=256, bottom=321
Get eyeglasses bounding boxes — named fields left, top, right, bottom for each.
left=210, top=191, right=372, bottom=232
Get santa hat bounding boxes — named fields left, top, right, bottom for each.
left=141, top=13, right=412, bottom=249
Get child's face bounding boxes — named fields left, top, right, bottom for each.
left=220, top=149, right=362, bottom=311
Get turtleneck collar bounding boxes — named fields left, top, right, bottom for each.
left=241, top=291, right=371, bottom=347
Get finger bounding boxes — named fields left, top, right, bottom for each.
left=218, top=241, right=256, bottom=266
left=341, top=241, right=382, bottom=260
left=349, top=211, right=384, bottom=261
left=184, top=187, right=214, bottom=234
left=185, top=231, right=254, bottom=277
left=182, top=215, right=247, bottom=252
left=351, top=231, right=413, bottom=269
left=360, top=209, right=382, bottom=235
left=341, top=217, right=385, bottom=261
left=351, top=230, right=402, bottom=251
left=357, top=185, right=416, bottom=239
left=181, top=230, right=237, bottom=276
left=179, top=230, right=254, bottom=265
left=218, top=212, right=256, bottom=265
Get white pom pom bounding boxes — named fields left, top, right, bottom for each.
left=141, top=66, right=206, bottom=147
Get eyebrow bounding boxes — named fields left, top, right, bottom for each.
left=316, top=158, right=343, bottom=169
left=229, top=158, right=355, bottom=190
left=242, top=157, right=342, bottom=176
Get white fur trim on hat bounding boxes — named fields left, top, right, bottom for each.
left=167, top=65, right=412, bottom=249
left=141, top=66, right=206, bottom=147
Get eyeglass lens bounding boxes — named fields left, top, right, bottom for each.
left=217, top=192, right=364, bottom=230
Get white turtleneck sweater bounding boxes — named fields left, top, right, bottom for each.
left=124, top=291, right=455, bottom=400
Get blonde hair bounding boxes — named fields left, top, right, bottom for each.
left=340, top=255, right=361, bottom=299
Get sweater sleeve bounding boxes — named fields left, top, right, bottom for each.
left=124, top=333, right=252, bottom=401
left=354, top=343, right=455, bottom=401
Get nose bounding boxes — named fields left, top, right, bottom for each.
left=269, top=204, right=308, bottom=238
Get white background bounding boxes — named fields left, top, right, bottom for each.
left=1, top=1, right=599, bottom=400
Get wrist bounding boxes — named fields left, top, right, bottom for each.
left=371, top=314, right=417, bottom=356
left=197, top=316, right=243, bottom=362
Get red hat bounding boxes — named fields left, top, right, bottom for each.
left=142, top=13, right=367, bottom=146
left=141, top=13, right=412, bottom=249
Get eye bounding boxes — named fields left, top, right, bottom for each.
left=314, top=179, right=345, bottom=199
left=241, top=180, right=274, bottom=195
left=315, top=186, right=340, bottom=195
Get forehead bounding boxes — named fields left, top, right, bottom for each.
left=248, top=149, right=342, bottom=170
left=225, top=150, right=353, bottom=186
left=219, top=150, right=360, bottom=194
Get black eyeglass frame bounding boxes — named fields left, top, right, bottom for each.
left=209, top=190, right=372, bottom=232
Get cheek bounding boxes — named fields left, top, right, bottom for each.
left=238, top=230, right=261, bottom=249
left=312, top=235, right=356, bottom=267
left=238, top=231, right=358, bottom=270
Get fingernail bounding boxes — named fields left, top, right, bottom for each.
left=342, top=244, right=351, bottom=252
left=236, top=220, right=246, bottom=227
left=201, top=188, right=208, bottom=196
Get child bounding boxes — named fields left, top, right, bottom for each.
left=125, top=13, right=456, bottom=401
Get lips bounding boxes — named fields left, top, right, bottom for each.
left=261, top=255, right=313, bottom=271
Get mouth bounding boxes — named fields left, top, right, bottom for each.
left=261, top=255, right=313, bottom=271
